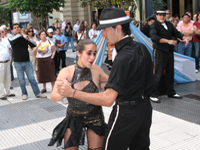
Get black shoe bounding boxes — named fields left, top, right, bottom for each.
left=0, top=97, right=7, bottom=100
left=168, top=94, right=183, bottom=99
left=41, top=89, right=47, bottom=94
left=7, top=94, right=15, bottom=97
left=150, top=97, right=161, bottom=103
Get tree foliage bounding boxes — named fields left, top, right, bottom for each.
left=151, top=0, right=167, bottom=11
left=77, top=0, right=166, bottom=11
left=9, top=0, right=65, bottom=29
left=77, top=0, right=136, bottom=8
left=78, top=0, right=110, bottom=9
left=77, top=0, right=167, bottom=22
left=0, top=5, right=10, bottom=25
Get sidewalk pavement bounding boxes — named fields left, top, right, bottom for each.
left=0, top=51, right=200, bottom=150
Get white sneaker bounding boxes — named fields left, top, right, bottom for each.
left=150, top=97, right=160, bottom=103
left=196, top=69, right=199, bottom=73
left=36, top=94, right=47, bottom=98
left=22, top=95, right=28, bottom=100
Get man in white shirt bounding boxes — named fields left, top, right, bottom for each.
left=1, top=25, right=13, bottom=39
left=0, top=29, right=15, bottom=100
left=1, top=25, right=14, bottom=82
left=73, top=19, right=80, bottom=40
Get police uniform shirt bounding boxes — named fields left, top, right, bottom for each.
left=105, top=37, right=154, bottom=101
left=150, top=21, right=183, bottom=52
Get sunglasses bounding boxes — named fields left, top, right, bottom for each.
left=28, top=30, right=33, bottom=32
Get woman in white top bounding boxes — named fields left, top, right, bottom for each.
left=89, top=22, right=99, bottom=41
left=75, top=24, right=87, bottom=63
left=34, top=30, right=56, bottom=93
left=77, top=24, right=87, bottom=42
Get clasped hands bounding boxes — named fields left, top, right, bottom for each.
left=56, top=79, right=74, bottom=98
left=57, top=44, right=64, bottom=49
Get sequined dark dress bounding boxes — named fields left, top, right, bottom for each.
left=48, top=64, right=106, bottom=148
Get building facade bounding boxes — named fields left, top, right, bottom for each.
left=62, top=0, right=92, bottom=26
left=1, top=0, right=200, bottom=29
left=48, top=0, right=93, bottom=27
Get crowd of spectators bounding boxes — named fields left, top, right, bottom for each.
left=1, top=10, right=200, bottom=101
left=0, top=18, right=101, bottom=100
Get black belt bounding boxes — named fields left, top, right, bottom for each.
left=0, top=60, right=9, bottom=63
left=116, top=100, right=143, bottom=106
left=116, top=96, right=150, bottom=106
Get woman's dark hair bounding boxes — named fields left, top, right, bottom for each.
left=65, top=22, right=72, bottom=30
left=78, top=24, right=85, bottom=33
left=112, top=23, right=131, bottom=36
left=196, top=12, right=200, bottom=21
left=38, top=30, right=47, bottom=36
left=26, top=26, right=35, bottom=36
left=76, top=39, right=96, bottom=53
left=148, top=17, right=156, bottom=22
left=91, top=21, right=98, bottom=28
left=174, top=14, right=180, bottom=19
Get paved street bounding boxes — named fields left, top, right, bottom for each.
left=0, top=50, right=200, bottom=150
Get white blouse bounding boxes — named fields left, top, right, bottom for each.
left=36, top=40, right=54, bottom=58
left=88, top=29, right=99, bottom=40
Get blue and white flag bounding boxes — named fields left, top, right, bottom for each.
left=93, top=23, right=196, bottom=83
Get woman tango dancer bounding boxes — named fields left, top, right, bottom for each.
left=48, top=39, right=108, bottom=150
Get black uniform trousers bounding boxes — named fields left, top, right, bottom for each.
left=102, top=99, right=152, bottom=150
left=152, top=48, right=176, bottom=97
left=56, top=50, right=66, bottom=72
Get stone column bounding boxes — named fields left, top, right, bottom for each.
left=63, top=0, right=91, bottom=26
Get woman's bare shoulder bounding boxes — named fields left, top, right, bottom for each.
left=91, top=64, right=104, bottom=72
left=57, top=65, right=75, bottom=79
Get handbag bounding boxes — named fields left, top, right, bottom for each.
left=77, top=32, right=84, bottom=44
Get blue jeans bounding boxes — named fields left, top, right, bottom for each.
left=174, top=43, right=178, bottom=52
left=14, top=61, right=40, bottom=96
left=193, top=42, right=200, bottom=70
left=65, top=36, right=75, bottom=52
left=178, top=41, right=192, bottom=57
left=75, top=54, right=78, bottom=62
